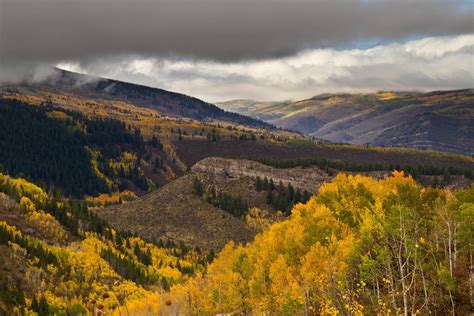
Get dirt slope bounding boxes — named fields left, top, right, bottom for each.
left=94, top=174, right=256, bottom=250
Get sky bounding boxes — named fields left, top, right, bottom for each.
left=1, top=0, right=473, bottom=102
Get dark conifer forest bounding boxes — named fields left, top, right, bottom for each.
left=0, top=99, right=153, bottom=197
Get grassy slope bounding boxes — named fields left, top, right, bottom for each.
left=93, top=174, right=257, bottom=250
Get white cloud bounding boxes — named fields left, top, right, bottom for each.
left=57, top=35, right=474, bottom=102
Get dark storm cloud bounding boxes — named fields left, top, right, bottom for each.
left=1, top=0, right=473, bottom=64
left=56, top=34, right=473, bottom=102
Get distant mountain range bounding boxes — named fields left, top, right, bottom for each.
left=217, top=89, right=474, bottom=155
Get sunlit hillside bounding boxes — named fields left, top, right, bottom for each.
left=0, top=173, right=212, bottom=314
left=114, top=172, right=474, bottom=315
left=218, top=89, right=474, bottom=155
left=2, top=170, right=471, bottom=314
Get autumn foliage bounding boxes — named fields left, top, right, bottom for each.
left=138, top=171, right=472, bottom=315
left=0, top=173, right=208, bottom=314
left=0, top=171, right=472, bottom=314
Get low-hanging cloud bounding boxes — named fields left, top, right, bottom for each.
left=1, top=0, right=473, bottom=64
left=58, top=35, right=474, bottom=102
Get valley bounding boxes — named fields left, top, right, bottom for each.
left=2, top=1, right=473, bottom=314
left=0, top=70, right=472, bottom=314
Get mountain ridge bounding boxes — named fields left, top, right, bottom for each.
left=5, top=68, right=275, bottom=130
left=217, top=89, right=474, bottom=155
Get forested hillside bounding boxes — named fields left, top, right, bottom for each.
left=0, top=172, right=211, bottom=314
left=174, top=139, right=474, bottom=185
left=3, top=81, right=473, bottom=190
left=112, top=172, right=474, bottom=315
left=0, top=158, right=472, bottom=314
left=18, top=68, right=274, bottom=130
left=0, top=99, right=170, bottom=197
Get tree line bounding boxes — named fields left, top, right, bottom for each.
left=0, top=222, right=59, bottom=268
left=257, top=156, right=473, bottom=180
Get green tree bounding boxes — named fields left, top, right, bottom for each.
left=255, top=176, right=262, bottom=191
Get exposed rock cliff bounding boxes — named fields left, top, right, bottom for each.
left=192, top=157, right=331, bottom=192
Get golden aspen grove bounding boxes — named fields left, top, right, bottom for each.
left=0, top=171, right=472, bottom=315
left=124, top=171, right=473, bottom=315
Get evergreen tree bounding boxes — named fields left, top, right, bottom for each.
left=31, top=295, right=40, bottom=313
left=255, top=176, right=262, bottom=191
left=38, top=296, right=49, bottom=316
left=193, top=178, right=204, bottom=196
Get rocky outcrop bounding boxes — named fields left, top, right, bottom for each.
left=192, top=157, right=331, bottom=192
